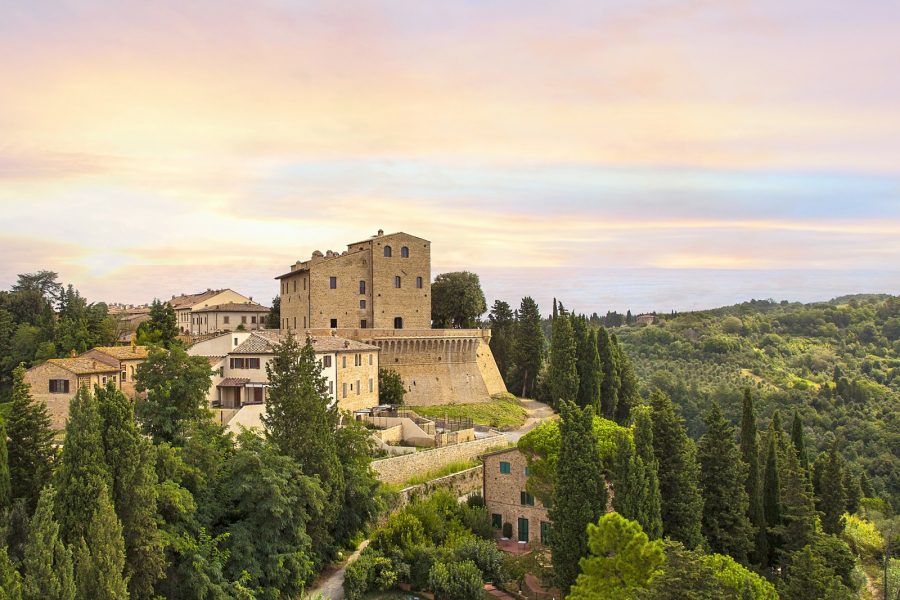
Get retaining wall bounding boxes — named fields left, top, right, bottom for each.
left=371, top=433, right=509, bottom=485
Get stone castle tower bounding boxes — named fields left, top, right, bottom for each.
left=276, top=230, right=507, bottom=406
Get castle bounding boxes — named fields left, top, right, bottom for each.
left=276, top=230, right=507, bottom=406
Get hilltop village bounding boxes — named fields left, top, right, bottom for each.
left=1, top=230, right=894, bottom=600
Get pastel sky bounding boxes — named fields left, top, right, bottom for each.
left=2, top=0, right=899, bottom=314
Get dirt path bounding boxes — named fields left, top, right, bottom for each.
left=307, top=540, right=369, bottom=600
left=504, top=399, right=555, bottom=443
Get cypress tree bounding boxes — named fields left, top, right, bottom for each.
left=790, top=410, right=809, bottom=474
left=549, top=401, right=606, bottom=594
left=0, top=546, right=22, bottom=600
left=548, top=307, right=579, bottom=407
left=763, top=424, right=783, bottom=563
left=21, top=486, right=75, bottom=600
left=54, top=386, right=111, bottom=545
left=574, top=318, right=601, bottom=411
left=611, top=432, right=645, bottom=525
left=6, top=364, right=56, bottom=511
left=843, top=470, right=861, bottom=514
left=778, top=440, right=817, bottom=556
left=632, top=405, right=663, bottom=539
left=817, top=440, right=847, bottom=534
left=697, top=402, right=754, bottom=563
left=614, top=340, right=638, bottom=424
left=597, top=327, right=620, bottom=419
left=859, top=472, right=873, bottom=498
left=739, top=388, right=767, bottom=565
left=73, top=485, right=129, bottom=600
left=263, top=333, right=344, bottom=526
left=0, top=420, right=10, bottom=512
left=96, top=383, right=165, bottom=599
left=649, top=389, right=704, bottom=548
left=514, top=297, right=543, bottom=398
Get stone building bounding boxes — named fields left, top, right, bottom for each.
left=191, top=301, right=270, bottom=335
left=482, top=447, right=551, bottom=545
left=188, top=329, right=380, bottom=415
left=168, top=288, right=259, bottom=335
left=81, top=342, right=149, bottom=396
left=24, top=357, right=122, bottom=429
left=276, top=230, right=431, bottom=331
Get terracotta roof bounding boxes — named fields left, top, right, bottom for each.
left=47, top=357, right=119, bottom=375
left=207, top=356, right=226, bottom=365
left=91, top=345, right=150, bottom=361
left=169, top=289, right=229, bottom=310
left=218, top=378, right=250, bottom=386
left=194, top=302, right=270, bottom=313
left=346, top=231, right=429, bottom=247
left=232, top=330, right=379, bottom=355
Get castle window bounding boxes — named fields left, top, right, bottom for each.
left=360, top=299, right=366, bottom=309
left=329, top=276, right=337, bottom=289
left=360, top=319, right=367, bottom=329
left=394, top=276, right=401, bottom=288
left=401, top=246, right=409, bottom=258
left=359, top=280, right=366, bottom=294
left=304, top=278, right=307, bottom=290
left=384, top=246, right=392, bottom=257
left=293, top=280, right=296, bottom=292
left=342, top=355, right=347, bottom=368
left=416, top=277, right=423, bottom=289
left=356, top=380, right=360, bottom=395
left=331, top=318, right=338, bottom=328
left=342, top=383, right=347, bottom=398
left=369, top=353, right=373, bottom=365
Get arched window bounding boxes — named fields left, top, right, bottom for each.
left=394, top=317, right=403, bottom=329
left=401, top=246, right=409, bottom=258
left=384, top=245, right=392, bottom=257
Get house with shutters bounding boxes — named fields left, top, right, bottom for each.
left=24, top=357, right=122, bottom=430
left=482, top=447, right=552, bottom=546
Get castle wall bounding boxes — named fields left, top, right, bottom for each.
left=370, top=233, right=431, bottom=329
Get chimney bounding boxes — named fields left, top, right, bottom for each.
left=377, top=229, right=384, bottom=236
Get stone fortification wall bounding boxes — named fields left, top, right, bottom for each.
left=371, top=433, right=509, bottom=485
left=306, top=328, right=508, bottom=406
left=396, top=465, right=484, bottom=507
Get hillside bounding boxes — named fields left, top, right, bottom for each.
left=613, top=294, right=900, bottom=508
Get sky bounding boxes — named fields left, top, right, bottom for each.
left=1, top=0, right=899, bottom=314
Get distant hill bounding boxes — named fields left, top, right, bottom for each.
left=614, top=294, right=900, bottom=508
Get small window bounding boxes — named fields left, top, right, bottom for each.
left=241, top=316, right=247, bottom=324
left=540, top=521, right=551, bottom=545
left=248, top=358, right=260, bottom=369
left=342, top=383, right=347, bottom=398
left=369, top=353, right=373, bottom=365
left=356, top=380, right=360, bottom=395
left=492, top=514, right=502, bottom=529
left=49, top=379, right=70, bottom=394
left=251, top=316, right=257, bottom=324
left=360, top=299, right=366, bottom=309
left=330, top=318, right=338, bottom=328
left=520, top=491, right=535, bottom=506
left=223, top=316, right=230, bottom=324
left=329, top=381, right=334, bottom=396
left=499, top=461, right=511, bottom=474
left=359, top=280, right=366, bottom=294
left=416, top=276, right=423, bottom=289
left=394, top=276, right=401, bottom=288
left=525, top=466, right=531, bottom=476
left=121, top=370, right=126, bottom=382
left=234, top=337, right=239, bottom=346
left=394, top=316, right=403, bottom=329
left=369, top=378, right=373, bottom=393
left=401, top=246, right=409, bottom=258
left=102, top=376, right=107, bottom=384
left=342, top=356, right=347, bottom=368
left=384, top=245, right=392, bottom=257
left=329, top=276, right=337, bottom=289
left=293, top=280, right=297, bottom=292
left=324, top=356, right=332, bottom=368
left=360, top=319, right=367, bottom=329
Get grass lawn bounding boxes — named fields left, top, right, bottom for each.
left=408, top=393, right=527, bottom=430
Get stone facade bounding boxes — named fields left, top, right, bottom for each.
left=192, top=302, right=270, bottom=335
left=277, top=230, right=431, bottom=331
left=168, top=289, right=258, bottom=335
left=483, top=447, right=551, bottom=545
left=370, top=433, right=508, bottom=485
left=23, top=358, right=120, bottom=430
left=81, top=344, right=149, bottom=397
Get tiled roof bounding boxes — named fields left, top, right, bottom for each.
left=232, top=330, right=379, bottom=355
left=48, top=357, right=119, bottom=375
left=218, top=378, right=250, bottom=386
left=169, top=289, right=228, bottom=310
left=194, top=302, right=270, bottom=313
left=91, top=345, right=149, bottom=360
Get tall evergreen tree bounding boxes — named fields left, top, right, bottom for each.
left=0, top=420, right=10, bottom=512
left=613, top=339, right=638, bottom=424
left=0, top=546, right=22, bottom=600
left=96, top=383, right=165, bottom=599
left=816, top=440, right=847, bottom=535
left=763, top=423, right=783, bottom=564
left=632, top=406, right=663, bottom=539
left=74, top=485, right=129, bottom=600
left=6, top=364, right=56, bottom=510
left=597, top=327, right=620, bottom=419
left=21, top=486, right=75, bottom=600
left=649, top=389, right=704, bottom=548
left=488, top=300, right=516, bottom=387
left=513, top=297, right=543, bottom=398
left=611, top=432, right=646, bottom=526
left=263, top=333, right=344, bottom=524
left=778, top=439, right=817, bottom=557
left=790, top=410, right=809, bottom=474
left=739, top=388, right=767, bottom=565
left=549, top=401, right=607, bottom=594
left=54, top=386, right=111, bottom=545
left=574, top=317, right=601, bottom=410
left=548, top=306, right=578, bottom=407
left=697, top=403, right=754, bottom=563
left=842, top=470, right=861, bottom=514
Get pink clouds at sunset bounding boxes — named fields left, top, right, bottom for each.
left=1, top=0, right=898, bottom=311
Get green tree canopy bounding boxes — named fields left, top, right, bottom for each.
left=513, top=296, right=543, bottom=398
left=378, top=368, right=406, bottom=406
left=548, top=307, right=579, bottom=408
left=430, top=271, right=487, bottom=329
left=6, top=364, right=56, bottom=510
left=21, top=485, right=76, bottom=600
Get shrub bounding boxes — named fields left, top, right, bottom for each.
left=429, top=559, right=485, bottom=600
left=456, top=536, right=506, bottom=583
left=502, top=522, right=513, bottom=539
left=371, top=512, right=427, bottom=562
left=461, top=506, right=494, bottom=540
left=467, top=493, right=485, bottom=508
left=344, top=549, right=397, bottom=600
